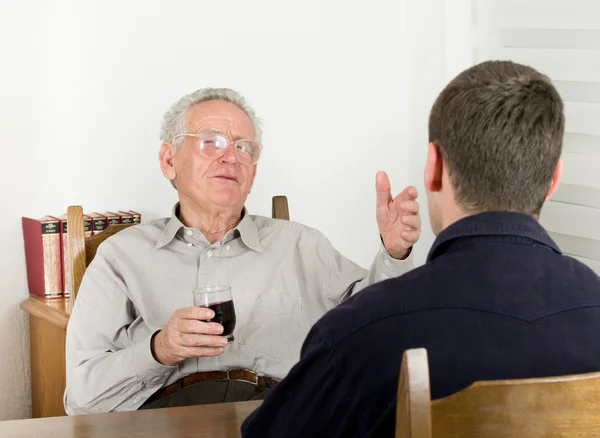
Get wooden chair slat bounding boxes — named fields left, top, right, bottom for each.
left=396, top=347, right=600, bottom=438
left=272, top=196, right=289, bottom=221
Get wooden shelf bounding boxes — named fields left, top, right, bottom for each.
left=20, top=295, right=72, bottom=417
left=20, top=296, right=71, bottom=330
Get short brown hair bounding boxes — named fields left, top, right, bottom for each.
left=428, top=60, right=565, bottom=215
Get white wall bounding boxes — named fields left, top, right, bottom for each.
left=0, top=1, right=37, bottom=421
left=406, top=0, right=475, bottom=264
left=0, top=0, right=410, bottom=419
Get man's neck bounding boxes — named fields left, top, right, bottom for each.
left=439, top=207, right=540, bottom=236
left=178, top=200, right=242, bottom=244
left=441, top=207, right=470, bottom=232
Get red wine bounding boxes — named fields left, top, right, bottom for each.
left=201, top=300, right=236, bottom=340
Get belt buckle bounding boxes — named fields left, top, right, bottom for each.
left=261, top=376, right=277, bottom=388
left=227, top=368, right=258, bottom=385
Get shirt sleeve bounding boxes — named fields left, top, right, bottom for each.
left=306, top=228, right=415, bottom=305
left=240, top=325, right=355, bottom=438
left=349, top=243, right=415, bottom=298
left=64, top=245, right=176, bottom=415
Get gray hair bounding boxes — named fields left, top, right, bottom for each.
left=160, top=87, right=263, bottom=150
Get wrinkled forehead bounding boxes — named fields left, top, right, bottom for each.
left=186, top=100, right=255, bottom=140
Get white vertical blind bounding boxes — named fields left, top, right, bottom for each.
left=475, top=0, right=600, bottom=274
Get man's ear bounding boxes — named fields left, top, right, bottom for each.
left=159, top=142, right=177, bottom=181
left=425, top=142, right=443, bottom=193
left=545, top=158, right=563, bottom=201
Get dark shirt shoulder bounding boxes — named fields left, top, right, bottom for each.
left=242, top=213, right=600, bottom=438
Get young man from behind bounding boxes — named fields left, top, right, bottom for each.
left=241, top=60, right=600, bottom=437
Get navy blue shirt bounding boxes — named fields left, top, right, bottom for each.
left=241, top=212, right=600, bottom=438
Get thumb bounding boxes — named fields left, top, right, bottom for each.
left=376, top=171, right=392, bottom=210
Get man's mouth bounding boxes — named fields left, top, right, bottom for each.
left=214, top=175, right=239, bottom=182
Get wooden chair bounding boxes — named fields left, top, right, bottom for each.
left=67, top=195, right=290, bottom=303
left=272, top=195, right=289, bottom=221
left=67, top=206, right=133, bottom=305
left=396, top=348, right=600, bottom=438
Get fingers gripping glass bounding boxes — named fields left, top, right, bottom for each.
left=173, top=133, right=262, bottom=166
left=193, top=286, right=237, bottom=344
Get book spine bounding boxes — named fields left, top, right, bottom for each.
left=41, top=221, right=62, bottom=298
left=92, top=217, right=107, bottom=236
left=107, top=215, right=120, bottom=226
left=60, top=219, right=71, bottom=298
left=22, top=218, right=44, bottom=297
left=23, top=218, right=63, bottom=298
left=84, top=217, right=93, bottom=238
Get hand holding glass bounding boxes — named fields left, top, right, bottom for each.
left=193, top=286, right=236, bottom=343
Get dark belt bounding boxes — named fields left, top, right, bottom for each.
left=145, top=369, right=280, bottom=404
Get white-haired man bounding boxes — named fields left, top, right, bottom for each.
left=64, top=88, right=421, bottom=414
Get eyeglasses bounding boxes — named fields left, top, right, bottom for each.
left=172, top=133, right=262, bottom=166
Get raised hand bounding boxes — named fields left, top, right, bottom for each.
left=375, top=171, right=421, bottom=259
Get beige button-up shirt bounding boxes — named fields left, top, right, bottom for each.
left=64, top=207, right=413, bottom=414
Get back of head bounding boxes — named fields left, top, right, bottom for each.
left=428, top=60, right=565, bottom=216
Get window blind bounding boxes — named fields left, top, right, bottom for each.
left=475, top=0, right=600, bottom=274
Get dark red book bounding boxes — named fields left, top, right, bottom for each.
left=22, top=216, right=63, bottom=298
left=128, top=210, right=142, bottom=224
left=89, top=213, right=107, bottom=236
left=57, top=214, right=70, bottom=297
left=118, top=211, right=134, bottom=225
left=56, top=214, right=91, bottom=298
left=83, top=214, right=93, bottom=238
left=103, top=211, right=121, bottom=226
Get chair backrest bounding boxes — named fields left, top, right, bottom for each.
left=396, top=348, right=600, bottom=438
left=396, top=348, right=432, bottom=438
left=272, top=195, right=289, bottom=221
left=67, top=195, right=290, bottom=304
left=67, top=206, right=133, bottom=305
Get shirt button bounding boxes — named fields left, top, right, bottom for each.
left=207, top=251, right=213, bottom=257
left=226, top=245, right=231, bottom=251
left=186, top=230, right=193, bottom=236
left=384, top=259, right=391, bottom=267
left=133, top=396, right=140, bottom=403
left=187, top=243, right=193, bottom=247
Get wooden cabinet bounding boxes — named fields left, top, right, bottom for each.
left=20, top=296, right=71, bottom=418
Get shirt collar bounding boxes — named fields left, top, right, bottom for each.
left=155, top=203, right=263, bottom=252
left=236, top=209, right=263, bottom=252
left=427, top=211, right=561, bottom=262
left=155, top=204, right=185, bottom=249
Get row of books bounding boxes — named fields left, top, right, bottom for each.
left=22, top=210, right=141, bottom=299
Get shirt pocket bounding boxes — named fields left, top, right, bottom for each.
left=239, top=292, right=303, bottom=359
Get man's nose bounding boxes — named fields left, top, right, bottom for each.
left=218, top=143, right=237, bottom=165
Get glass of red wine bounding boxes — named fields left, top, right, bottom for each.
left=193, top=285, right=236, bottom=344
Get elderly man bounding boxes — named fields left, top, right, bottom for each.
left=64, top=88, right=421, bottom=414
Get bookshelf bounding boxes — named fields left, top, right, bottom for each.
left=19, top=207, right=142, bottom=417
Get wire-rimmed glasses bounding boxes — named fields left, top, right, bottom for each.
left=172, top=133, right=262, bottom=166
